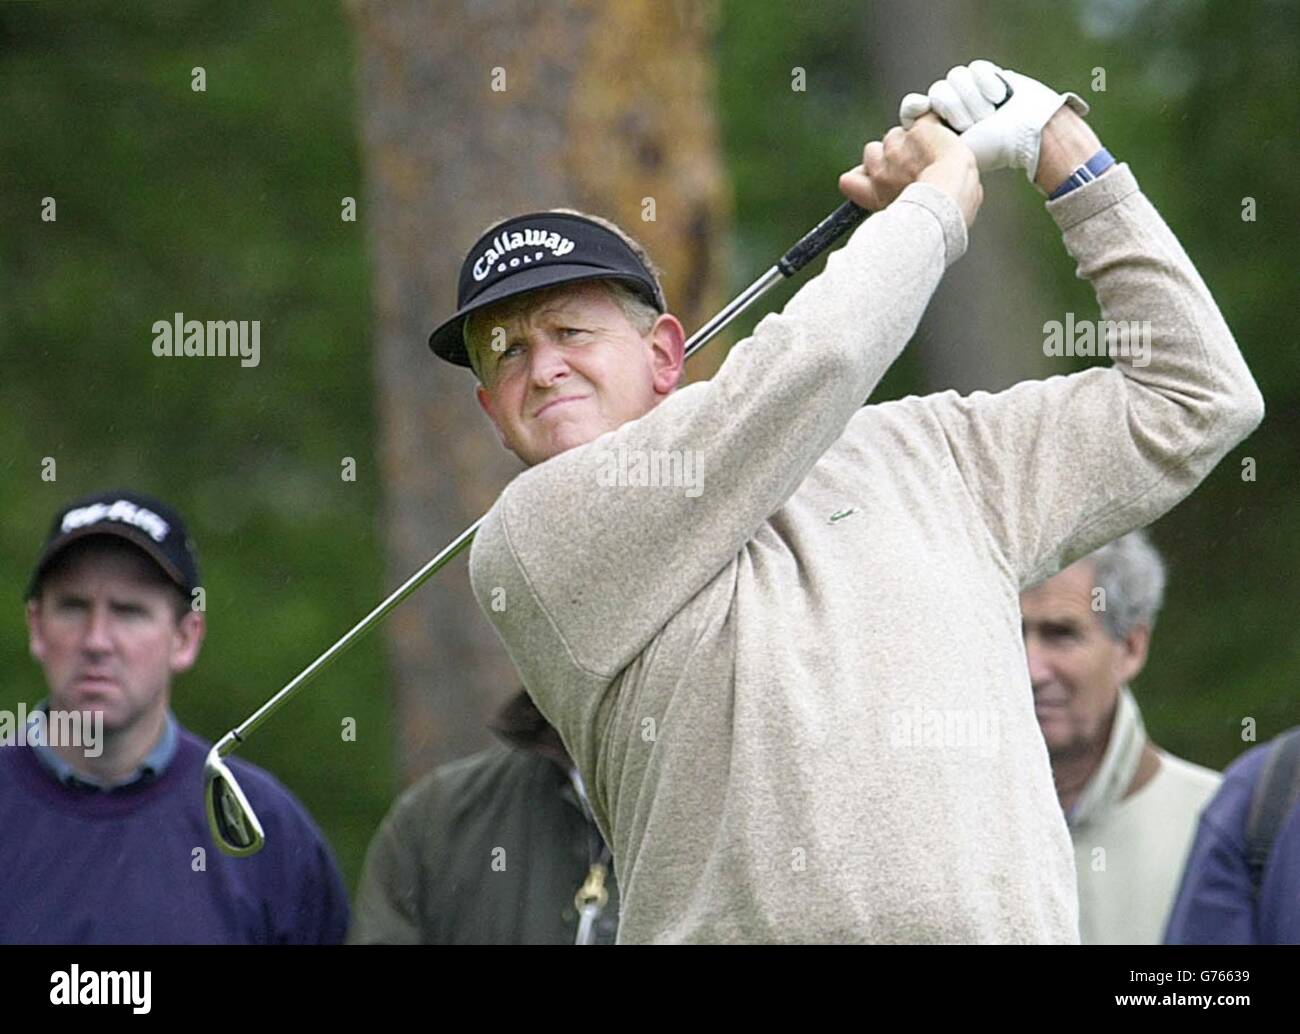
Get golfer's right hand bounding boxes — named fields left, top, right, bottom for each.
left=839, top=114, right=983, bottom=228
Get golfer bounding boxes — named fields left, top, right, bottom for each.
left=427, top=61, right=1264, bottom=943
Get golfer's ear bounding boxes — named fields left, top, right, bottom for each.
left=171, top=610, right=206, bottom=673
left=649, top=313, right=687, bottom=394
left=476, top=384, right=511, bottom=450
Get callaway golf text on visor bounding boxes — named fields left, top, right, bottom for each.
left=428, top=211, right=665, bottom=368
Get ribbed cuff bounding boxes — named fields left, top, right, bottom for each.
left=896, top=181, right=969, bottom=268
left=1046, top=162, right=1139, bottom=231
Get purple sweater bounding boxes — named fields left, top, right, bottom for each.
left=1164, top=739, right=1300, bottom=945
left=0, top=728, right=349, bottom=944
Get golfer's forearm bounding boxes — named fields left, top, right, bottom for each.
left=1050, top=163, right=1264, bottom=454
left=922, top=163, right=1263, bottom=588
left=471, top=185, right=966, bottom=679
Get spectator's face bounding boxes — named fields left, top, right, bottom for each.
left=472, top=282, right=685, bottom=466
left=1020, top=560, right=1149, bottom=761
left=26, top=543, right=204, bottom=735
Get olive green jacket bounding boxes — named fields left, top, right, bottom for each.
left=348, top=692, right=619, bottom=944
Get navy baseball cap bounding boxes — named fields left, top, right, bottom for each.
left=26, top=490, right=201, bottom=600
left=428, top=211, right=666, bottom=368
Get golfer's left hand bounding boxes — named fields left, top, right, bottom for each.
left=899, top=61, right=1090, bottom=185
left=838, top=113, right=983, bottom=227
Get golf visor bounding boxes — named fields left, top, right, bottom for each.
left=428, top=211, right=665, bottom=368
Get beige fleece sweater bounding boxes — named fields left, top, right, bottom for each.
left=469, top=165, right=1264, bottom=943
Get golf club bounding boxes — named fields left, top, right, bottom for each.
left=203, top=86, right=1015, bottom=857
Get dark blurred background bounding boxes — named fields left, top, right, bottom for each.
left=2, top=0, right=1296, bottom=891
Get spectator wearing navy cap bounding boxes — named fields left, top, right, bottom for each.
left=0, top=490, right=349, bottom=944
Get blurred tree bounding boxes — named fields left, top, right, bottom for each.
left=348, top=0, right=731, bottom=783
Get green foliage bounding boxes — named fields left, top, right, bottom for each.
left=0, top=1, right=391, bottom=889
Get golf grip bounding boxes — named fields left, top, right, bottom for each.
left=776, top=201, right=869, bottom=277
left=775, top=72, right=1014, bottom=278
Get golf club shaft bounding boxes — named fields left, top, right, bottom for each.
left=217, top=519, right=479, bottom=755
left=214, top=200, right=870, bottom=760
left=686, top=201, right=868, bottom=359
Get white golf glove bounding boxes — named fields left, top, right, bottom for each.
left=899, top=60, right=1090, bottom=182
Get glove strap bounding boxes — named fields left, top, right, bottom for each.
left=1048, top=147, right=1116, bottom=200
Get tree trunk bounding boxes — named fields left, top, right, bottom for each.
left=349, top=0, right=730, bottom=785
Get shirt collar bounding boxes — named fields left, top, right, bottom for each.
left=29, top=700, right=179, bottom=793
left=1066, top=685, right=1147, bottom=828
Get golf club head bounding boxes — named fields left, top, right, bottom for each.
left=203, top=744, right=266, bottom=857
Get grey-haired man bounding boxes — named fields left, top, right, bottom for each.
left=1020, top=530, right=1221, bottom=944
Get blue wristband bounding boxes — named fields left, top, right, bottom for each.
left=1048, top=148, right=1116, bottom=199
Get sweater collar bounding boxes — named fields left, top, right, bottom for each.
left=29, top=700, right=179, bottom=792
left=1067, top=685, right=1147, bottom=828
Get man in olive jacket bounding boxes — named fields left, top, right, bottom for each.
left=348, top=690, right=619, bottom=944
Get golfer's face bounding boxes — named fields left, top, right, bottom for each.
left=26, top=544, right=202, bottom=734
left=1019, top=561, right=1134, bottom=761
left=473, top=283, right=666, bottom=465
